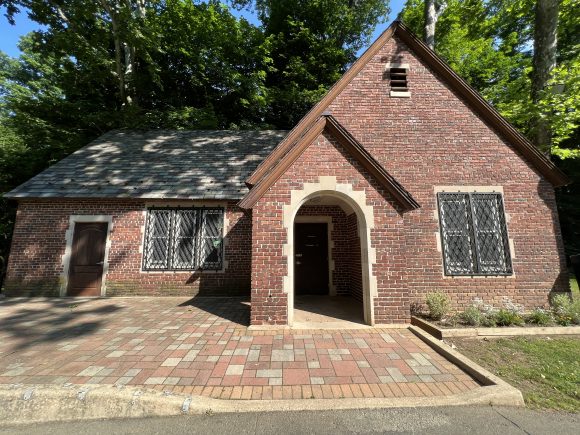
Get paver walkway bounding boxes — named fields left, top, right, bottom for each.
left=0, top=297, right=479, bottom=400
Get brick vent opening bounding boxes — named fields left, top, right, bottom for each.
left=389, top=67, right=408, bottom=92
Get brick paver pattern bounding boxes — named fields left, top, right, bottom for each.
left=0, top=298, right=479, bottom=400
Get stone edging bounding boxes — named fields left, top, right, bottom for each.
left=411, top=316, right=580, bottom=339
left=408, top=326, right=524, bottom=405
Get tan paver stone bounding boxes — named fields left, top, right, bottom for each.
left=225, top=365, right=244, bottom=376
left=77, top=366, right=105, bottom=377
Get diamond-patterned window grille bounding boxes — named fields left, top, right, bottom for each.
left=199, top=209, right=224, bottom=270
left=437, top=192, right=512, bottom=276
left=143, top=207, right=224, bottom=271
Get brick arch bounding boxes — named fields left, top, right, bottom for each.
left=282, top=176, right=377, bottom=325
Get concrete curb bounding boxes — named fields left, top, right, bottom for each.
left=0, top=379, right=522, bottom=426
left=409, top=326, right=525, bottom=406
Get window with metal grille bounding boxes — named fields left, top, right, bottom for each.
left=143, top=207, right=224, bottom=271
left=437, top=193, right=512, bottom=276
left=389, top=67, right=408, bottom=92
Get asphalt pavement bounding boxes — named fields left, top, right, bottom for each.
left=1, top=405, right=578, bottom=434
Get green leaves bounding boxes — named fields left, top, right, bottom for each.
left=401, top=0, right=579, bottom=160
left=0, top=1, right=393, bottom=273
left=249, top=0, right=390, bottom=128
left=539, top=57, right=580, bottom=155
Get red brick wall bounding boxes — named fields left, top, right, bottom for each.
left=4, top=33, right=568, bottom=325
left=250, top=33, right=567, bottom=324
left=251, top=132, right=408, bottom=325
left=4, top=199, right=252, bottom=297
left=346, top=212, right=363, bottom=303
left=325, top=34, right=568, bottom=310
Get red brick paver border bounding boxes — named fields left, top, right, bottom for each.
left=0, top=298, right=480, bottom=399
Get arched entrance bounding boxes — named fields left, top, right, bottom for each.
left=283, top=177, right=377, bottom=326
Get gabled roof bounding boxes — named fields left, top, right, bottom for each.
left=245, top=20, right=569, bottom=189
left=5, top=130, right=286, bottom=200
left=237, top=114, right=420, bottom=211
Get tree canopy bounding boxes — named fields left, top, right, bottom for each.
left=0, top=0, right=391, bottom=278
left=0, top=0, right=579, bottom=279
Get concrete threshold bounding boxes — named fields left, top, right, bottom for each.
left=248, top=322, right=408, bottom=331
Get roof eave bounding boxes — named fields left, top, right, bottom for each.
left=238, top=115, right=420, bottom=211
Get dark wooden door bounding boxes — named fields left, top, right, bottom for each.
left=294, top=223, right=329, bottom=295
left=67, top=222, right=108, bottom=296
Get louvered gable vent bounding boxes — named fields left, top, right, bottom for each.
left=390, top=67, right=408, bottom=91
left=385, top=63, right=410, bottom=97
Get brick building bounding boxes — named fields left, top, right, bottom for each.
left=3, top=22, right=569, bottom=326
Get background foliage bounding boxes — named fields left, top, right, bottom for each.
left=0, top=0, right=578, bottom=285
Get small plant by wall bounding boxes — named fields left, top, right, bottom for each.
left=460, top=305, right=483, bottom=326
left=551, top=294, right=580, bottom=326
left=425, top=292, right=450, bottom=320
left=525, top=308, right=553, bottom=326
left=493, top=309, right=525, bottom=326
left=420, top=293, right=580, bottom=328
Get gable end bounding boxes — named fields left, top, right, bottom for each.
left=246, top=21, right=569, bottom=189
left=238, top=115, right=419, bottom=211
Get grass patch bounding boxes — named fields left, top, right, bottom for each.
left=454, top=336, right=580, bottom=412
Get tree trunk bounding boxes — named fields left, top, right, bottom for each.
left=424, top=1, right=447, bottom=50
left=532, top=0, right=558, bottom=153
left=99, top=0, right=129, bottom=107
left=110, top=10, right=129, bottom=107
left=425, top=0, right=436, bottom=50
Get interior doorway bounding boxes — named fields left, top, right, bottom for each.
left=292, top=197, right=366, bottom=327
left=294, top=222, right=329, bottom=295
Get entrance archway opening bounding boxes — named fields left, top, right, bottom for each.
left=292, top=194, right=368, bottom=327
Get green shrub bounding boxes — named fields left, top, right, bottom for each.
left=425, top=292, right=450, bottom=320
left=551, top=294, right=574, bottom=326
left=481, top=314, right=497, bottom=327
left=573, top=300, right=580, bottom=325
left=441, top=313, right=461, bottom=327
left=525, top=308, right=553, bottom=326
left=460, top=305, right=482, bottom=326
left=494, top=309, right=524, bottom=326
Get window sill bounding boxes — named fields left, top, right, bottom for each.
left=139, top=268, right=226, bottom=274
left=442, top=274, right=515, bottom=279
left=390, top=91, right=411, bottom=98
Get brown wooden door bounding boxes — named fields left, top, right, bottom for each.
left=294, top=223, right=329, bottom=295
left=67, top=222, right=108, bottom=296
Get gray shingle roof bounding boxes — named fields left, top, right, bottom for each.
left=5, top=129, right=287, bottom=200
